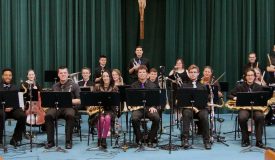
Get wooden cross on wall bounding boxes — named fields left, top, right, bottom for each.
left=138, top=0, right=146, bottom=40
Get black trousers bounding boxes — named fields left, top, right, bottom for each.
left=181, top=108, right=210, bottom=142
left=132, top=109, right=160, bottom=143
left=45, top=108, right=75, bottom=143
left=238, top=110, right=264, bottom=142
left=0, top=108, right=26, bottom=142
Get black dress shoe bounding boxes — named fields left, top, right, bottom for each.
left=101, top=138, right=107, bottom=149
left=182, top=139, right=189, bottom=149
left=10, top=138, right=19, bottom=147
left=44, top=142, right=55, bottom=149
left=241, top=140, right=250, bottom=147
left=97, top=138, right=101, bottom=147
left=204, top=142, right=212, bottom=150
left=256, top=141, right=265, bottom=148
left=65, top=142, right=72, bottom=149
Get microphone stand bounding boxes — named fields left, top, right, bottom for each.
left=1, top=101, right=7, bottom=153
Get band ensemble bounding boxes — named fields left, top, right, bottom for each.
left=1, top=45, right=275, bottom=151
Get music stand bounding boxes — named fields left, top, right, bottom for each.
left=0, top=91, right=20, bottom=153
left=126, top=88, right=165, bottom=152
left=176, top=88, right=208, bottom=149
left=40, top=91, right=72, bottom=153
left=80, top=91, right=120, bottom=152
left=116, top=85, right=131, bottom=151
left=236, top=91, right=269, bottom=152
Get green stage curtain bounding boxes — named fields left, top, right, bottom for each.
left=0, top=0, right=122, bottom=86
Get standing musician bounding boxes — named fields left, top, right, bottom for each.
left=228, top=68, right=265, bottom=148
left=128, top=46, right=150, bottom=84
left=243, top=52, right=260, bottom=74
left=266, top=45, right=275, bottom=84
left=92, top=71, right=118, bottom=149
left=44, top=66, right=81, bottom=149
left=0, top=68, right=26, bottom=147
left=168, top=58, right=189, bottom=86
left=131, top=65, right=159, bottom=147
left=93, top=55, right=110, bottom=85
left=180, top=64, right=211, bottom=150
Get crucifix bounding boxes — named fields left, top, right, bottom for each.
left=138, top=0, right=146, bottom=39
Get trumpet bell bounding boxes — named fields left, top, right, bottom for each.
left=69, top=72, right=81, bottom=83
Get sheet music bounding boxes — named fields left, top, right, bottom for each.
left=18, top=92, right=24, bottom=109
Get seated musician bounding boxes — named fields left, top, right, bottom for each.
left=254, top=68, right=267, bottom=86
left=78, top=67, right=95, bottom=134
left=0, top=68, right=26, bottom=147
left=180, top=64, right=211, bottom=150
left=92, top=71, right=118, bottom=149
left=20, top=69, right=45, bottom=137
left=148, top=68, right=158, bottom=86
left=228, top=68, right=265, bottom=148
left=200, top=66, right=223, bottom=98
left=78, top=67, right=93, bottom=88
left=131, top=65, right=160, bottom=147
left=44, top=66, right=81, bottom=149
left=112, top=69, right=124, bottom=86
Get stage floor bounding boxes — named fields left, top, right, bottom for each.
left=1, top=113, right=274, bottom=160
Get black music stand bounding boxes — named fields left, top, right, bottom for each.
left=126, top=88, right=165, bottom=152
left=176, top=88, right=208, bottom=150
left=41, top=91, right=72, bottom=153
left=21, top=88, right=44, bottom=152
left=0, top=91, right=20, bottom=153
left=80, top=91, right=120, bottom=152
left=116, top=85, right=131, bottom=151
left=236, top=91, right=269, bottom=152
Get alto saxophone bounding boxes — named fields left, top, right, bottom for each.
left=86, top=106, right=104, bottom=116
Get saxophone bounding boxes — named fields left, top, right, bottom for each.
left=86, top=106, right=104, bottom=116
left=225, top=99, right=270, bottom=115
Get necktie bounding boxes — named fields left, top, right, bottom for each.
left=138, top=59, right=141, bottom=64
left=84, top=81, right=87, bottom=87
left=141, top=83, right=145, bottom=89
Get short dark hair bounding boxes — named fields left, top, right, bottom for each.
left=99, top=55, right=107, bottom=60
left=81, top=67, right=91, bottom=73
left=243, top=68, right=256, bottom=80
left=137, top=65, right=148, bottom=72
left=2, top=68, right=13, bottom=75
left=135, top=45, right=143, bottom=50
left=57, top=66, right=69, bottom=73
left=149, top=68, right=157, bottom=73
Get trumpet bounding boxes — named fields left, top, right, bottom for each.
left=174, top=73, right=183, bottom=87
left=133, top=58, right=140, bottom=69
left=69, top=72, right=81, bottom=83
